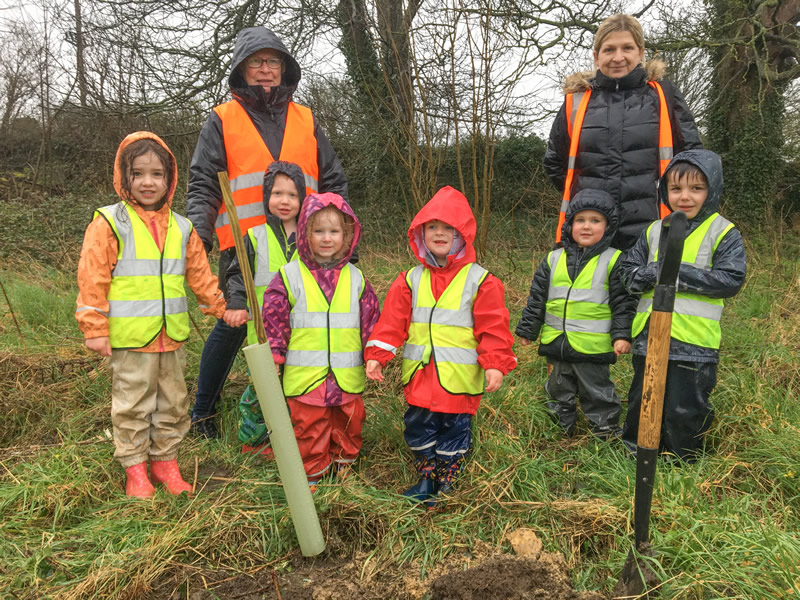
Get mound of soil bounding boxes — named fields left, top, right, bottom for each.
left=430, top=554, right=604, bottom=600
left=166, top=533, right=605, bottom=600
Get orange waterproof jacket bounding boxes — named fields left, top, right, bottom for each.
left=76, top=132, right=226, bottom=352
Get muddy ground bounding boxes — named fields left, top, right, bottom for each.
left=146, top=532, right=606, bottom=600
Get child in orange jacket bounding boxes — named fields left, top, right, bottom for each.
left=365, top=187, right=517, bottom=508
left=76, top=132, right=229, bottom=497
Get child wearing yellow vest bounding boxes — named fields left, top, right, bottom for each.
left=365, top=187, right=516, bottom=509
left=224, top=161, right=305, bottom=457
left=76, top=132, right=229, bottom=497
left=260, top=193, right=379, bottom=489
left=619, top=149, right=746, bottom=462
left=516, top=189, right=636, bottom=439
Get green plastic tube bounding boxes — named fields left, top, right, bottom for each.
left=243, top=342, right=325, bottom=557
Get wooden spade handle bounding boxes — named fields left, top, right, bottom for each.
left=637, top=309, right=673, bottom=450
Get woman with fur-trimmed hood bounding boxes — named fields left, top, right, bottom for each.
left=543, top=14, right=702, bottom=250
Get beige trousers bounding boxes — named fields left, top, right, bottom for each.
left=110, top=347, right=190, bottom=468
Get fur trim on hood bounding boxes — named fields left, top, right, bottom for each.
left=562, top=59, right=666, bottom=94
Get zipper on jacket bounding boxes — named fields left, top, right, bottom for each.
left=559, top=247, right=582, bottom=361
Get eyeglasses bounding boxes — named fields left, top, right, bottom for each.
left=245, top=57, right=283, bottom=70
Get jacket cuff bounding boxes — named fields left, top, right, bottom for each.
left=479, top=356, right=517, bottom=376
left=364, top=346, right=394, bottom=365
left=272, top=354, right=285, bottom=365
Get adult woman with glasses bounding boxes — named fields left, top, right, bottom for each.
left=186, top=26, right=348, bottom=439
left=543, top=14, right=702, bottom=250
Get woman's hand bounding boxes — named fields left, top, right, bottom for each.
left=223, top=309, right=250, bottom=327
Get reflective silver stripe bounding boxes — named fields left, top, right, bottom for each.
left=112, top=258, right=186, bottom=277
left=289, top=313, right=360, bottom=328
left=648, top=215, right=732, bottom=269
left=404, top=343, right=426, bottom=361
left=569, top=91, right=587, bottom=131
left=548, top=248, right=563, bottom=271
left=283, top=261, right=308, bottom=311
left=407, top=265, right=424, bottom=307
left=434, top=346, right=478, bottom=364
left=304, top=173, right=318, bottom=192
left=75, top=306, right=109, bottom=317
left=109, top=297, right=188, bottom=318
left=560, top=199, right=569, bottom=212
left=436, top=448, right=468, bottom=457
left=545, top=313, right=610, bottom=334
left=365, top=339, right=397, bottom=354
left=637, top=297, right=723, bottom=320
left=250, top=227, right=274, bottom=287
left=411, top=306, right=432, bottom=323
left=696, top=216, right=733, bottom=269
left=567, top=156, right=576, bottom=170
left=659, top=147, right=673, bottom=161
left=548, top=286, right=571, bottom=300
left=284, top=349, right=363, bottom=368
left=592, top=248, right=617, bottom=289
left=460, top=264, right=487, bottom=306
left=215, top=201, right=266, bottom=228
left=409, top=441, right=436, bottom=451
left=564, top=289, right=610, bottom=303
left=229, top=171, right=264, bottom=193
left=228, top=170, right=318, bottom=196
left=430, top=308, right=473, bottom=327
left=348, top=264, right=364, bottom=308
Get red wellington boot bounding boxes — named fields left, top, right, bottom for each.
left=125, top=462, right=155, bottom=498
left=150, top=459, right=193, bottom=495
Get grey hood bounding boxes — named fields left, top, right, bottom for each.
left=659, top=149, right=723, bottom=224
left=228, top=27, right=301, bottom=107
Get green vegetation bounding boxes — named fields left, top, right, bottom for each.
left=1, top=194, right=799, bottom=599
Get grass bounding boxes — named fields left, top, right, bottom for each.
left=1, top=192, right=799, bottom=598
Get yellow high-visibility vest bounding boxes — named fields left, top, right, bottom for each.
left=280, top=261, right=365, bottom=396
left=246, top=225, right=297, bottom=346
left=402, top=263, right=488, bottom=395
left=540, top=247, right=620, bottom=354
left=94, top=202, right=191, bottom=349
left=632, top=212, right=735, bottom=349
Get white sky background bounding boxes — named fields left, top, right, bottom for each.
left=0, top=0, right=761, bottom=142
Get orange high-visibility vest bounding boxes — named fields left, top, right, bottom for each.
left=555, top=81, right=674, bottom=243
left=213, top=100, right=320, bottom=250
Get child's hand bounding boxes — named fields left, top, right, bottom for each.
left=614, top=339, right=631, bottom=356
left=484, top=368, right=503, bottom=393
left=366, top=359, right=384, bottom=382
left=518, top=337, right=532, bottom=346
left=85, top=336, right=112, bottom=357
left=223, top=309, right=250, bottom=327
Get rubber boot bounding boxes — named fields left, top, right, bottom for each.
left=241, top=442, right=274, bottom=460
left=427, top=456, right=465, bottom=510
left=403, top=456, right=438, bottom=503
left=150, top=459, right=193, bottom=495
left=125, top=462, right=155, bottom=498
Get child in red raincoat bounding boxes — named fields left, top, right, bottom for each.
left=366, top=187, right=516, bottom=508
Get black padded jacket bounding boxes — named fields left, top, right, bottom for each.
left=543, top=61, right=702, bottom=250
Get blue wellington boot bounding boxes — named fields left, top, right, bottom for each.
left=402, top=477, right=438, bottom=503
